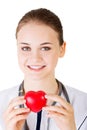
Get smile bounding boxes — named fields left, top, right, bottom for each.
left=27, top=65, right=46, bottom=71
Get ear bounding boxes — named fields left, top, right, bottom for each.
left=59, top=42, right=66, bottom=57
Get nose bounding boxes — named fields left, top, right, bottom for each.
left=29, top=50, right=42, bottom=63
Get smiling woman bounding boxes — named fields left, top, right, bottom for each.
left=0, top=8, right=87, bottom=130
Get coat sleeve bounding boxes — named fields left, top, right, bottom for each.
left=65, top=86, right=87, bottom=130
left=77, top=116, right=87, bottom=130
left=0, top=86, right=18, bottom=130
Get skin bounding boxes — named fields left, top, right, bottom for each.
left=3, top=22, right=76, bottom=130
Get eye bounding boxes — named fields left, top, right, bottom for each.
left=21, top=46, right=31, bottom=51
left=41, top=47, right=51, bottom=51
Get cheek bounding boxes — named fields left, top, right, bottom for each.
left=45, top=53, right=58, bottom=67
left=51, top=56, right=58, bottom=68
left=17, top=53, right=26, bottom=67
left=17, top=54, right=28, bottom=74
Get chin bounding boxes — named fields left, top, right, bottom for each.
left=25, top=73, right=47, bottom=81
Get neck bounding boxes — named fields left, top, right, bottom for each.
left=24, top=75, right=58, bottom=95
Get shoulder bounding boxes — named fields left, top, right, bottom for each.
left=0, top=85, right=19, bottom=100
left=65, top=85, right=87, bottom=106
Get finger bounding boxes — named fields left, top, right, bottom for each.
left=4, top=96, right=26, bottom=117
left=6, top=108, right=30, bottom=123
left=5, top=112, right=29, bottom=126
left=45, top=94, right=72, bottom=110
left=43, top=106, right=67, bottom=115
left=9, top=96, right=25, bottom=108
left=12, top=113, right=29, bottom=123
left=46, top=110, right=64, bottom=118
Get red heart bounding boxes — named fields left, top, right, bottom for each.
left=24, top=91, right=47, bottom=112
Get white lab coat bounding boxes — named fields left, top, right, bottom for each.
left=0, top=84, right=87, bottom=130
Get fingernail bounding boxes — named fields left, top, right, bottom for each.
left=45, top=95, right=48, bottom=98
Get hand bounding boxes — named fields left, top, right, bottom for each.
left=43, top=94, right=76, bottom=130
left=3, top=96, right=30, bottom=130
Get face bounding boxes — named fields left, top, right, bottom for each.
left=17, top=22, right=65, bottom=80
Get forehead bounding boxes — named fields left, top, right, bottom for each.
left=17, top=22, right=59, bottom=44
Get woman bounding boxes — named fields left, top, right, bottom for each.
left=0, top=8, right=87, bottom=130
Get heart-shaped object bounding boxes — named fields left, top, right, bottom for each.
left=24, top=90, right=47, bottom=112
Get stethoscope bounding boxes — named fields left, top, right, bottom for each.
left=18, top=79, right=86, bottom=130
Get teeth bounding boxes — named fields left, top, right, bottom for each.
left=30, top=65, right=44, bottom=69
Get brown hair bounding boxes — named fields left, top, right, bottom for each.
left=16, top=8, right=64, bottom=45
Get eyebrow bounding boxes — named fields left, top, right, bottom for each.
left=40, top=42, right=52, bottom=45
left=19, top=42, right=52, bottom=45
left=19, top=42, right=30, bottom=45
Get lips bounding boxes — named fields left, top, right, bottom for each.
left=27, top=65, right=46, bottom=71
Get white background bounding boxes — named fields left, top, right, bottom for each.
left=0, top=0, right=87, bottom=92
